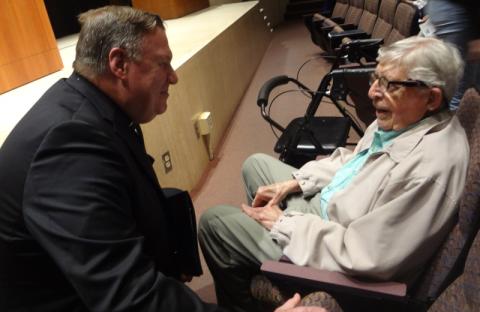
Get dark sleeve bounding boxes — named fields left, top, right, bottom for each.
left=23, top=121, right=221, bottom=312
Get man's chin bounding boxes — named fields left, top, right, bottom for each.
left=377, top=121, right=393, bottom=131
left=142, top=109, right=165, bottom=123
left=157, top=104, right=167, bottom=115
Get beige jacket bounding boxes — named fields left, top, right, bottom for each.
left=270, top=111, right=469, bottom=284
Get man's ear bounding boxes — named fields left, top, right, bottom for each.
left=108, top=47, right=129, bottom=79
left=427, top=87, right=443, bottom=111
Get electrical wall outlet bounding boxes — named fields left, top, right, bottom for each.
left=162, top=151, right=172, bottom=173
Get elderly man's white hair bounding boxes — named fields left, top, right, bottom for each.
left=377, top=36, right=464, bottom=104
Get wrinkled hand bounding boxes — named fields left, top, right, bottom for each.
left=274, top=293, right=328, bottom=312
left=241, top=202, right=284, bottom=230
left=252, top=180, right=301, bottom=208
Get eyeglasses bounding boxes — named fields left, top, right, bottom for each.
left=369, top=72, right=429, bottom=92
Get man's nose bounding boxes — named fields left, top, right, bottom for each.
left=368, top=80, right=383, bottom=100
left=169, top=69, right=178, bottom=85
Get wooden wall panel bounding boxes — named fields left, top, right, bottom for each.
left=132, top=0, right=209, bottom=19
left=0, top=0, right=63, bottom=94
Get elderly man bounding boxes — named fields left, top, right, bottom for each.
left=199, top=36, right=469, bottom=312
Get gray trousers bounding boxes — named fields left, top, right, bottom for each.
left=198, top=153, right=322, bottom=312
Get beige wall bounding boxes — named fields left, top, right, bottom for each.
left=209, top=0, right=288, bottom=26
left=142, top=4, right=272, bottom=191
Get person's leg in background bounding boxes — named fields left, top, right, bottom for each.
left=426, top=0, right=475, bottom=109
left=468, top=39, right=480, bottom=92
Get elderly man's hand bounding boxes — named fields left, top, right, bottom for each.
left=274, top=293, right=328, bottom=312
left=252, top=180, right=301, bottom=208
left=242, top=202, right=284, bottom=230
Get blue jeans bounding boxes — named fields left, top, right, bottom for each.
left=426, top=0, right=478, bottom=109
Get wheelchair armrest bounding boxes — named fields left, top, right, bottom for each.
left=261, top=260, right=407, bottom=300
left=328, top=29, right=369, bottom=49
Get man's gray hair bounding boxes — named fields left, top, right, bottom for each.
left=377, top=36, right=464, bottom=103
left=73, top=6, right=164, bottom=79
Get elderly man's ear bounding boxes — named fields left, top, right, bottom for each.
left=427, top=87, right=443, bottom=111
left=108, top=47, right=129, bottom=79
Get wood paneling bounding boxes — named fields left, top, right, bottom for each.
left=0, top=0, right=63, bottom=94
left=132, top=0, right=209, bottom=19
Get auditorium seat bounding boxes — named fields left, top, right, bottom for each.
left=322, top=0, right=365, bottom=29
left=332, top=0, right=398, bottom=51
left=305, top=0, right=351, bottom=46
left=325, top=0, right=381, bottom=53
left=333, top=0, right=418, bottom=51
left=306, top=0, right=419, bottom=57
left=367, top=0, right=398, bottom=43
left=427, top=227, right=480, bottom=311
left=340, top=0, right=419, bottom=52
left=316, top=0, right=366, bottom=51
left=384, top=0, right=419, bottom=45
